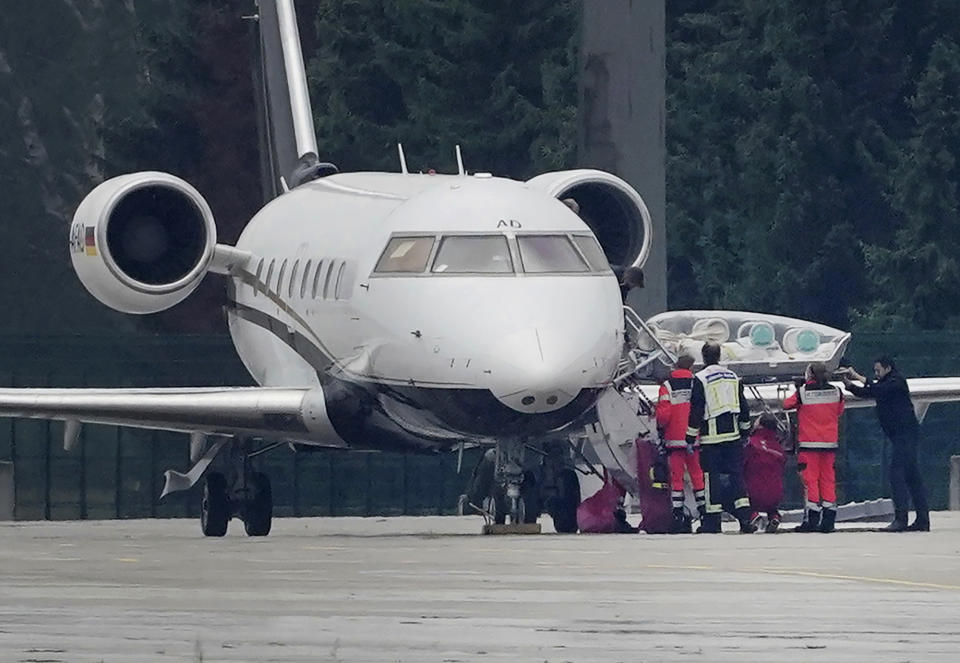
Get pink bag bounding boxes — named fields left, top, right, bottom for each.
left=635, top=437, right=673, bottom=534
left=576, top=472, right=625, bottom=533
left=743, top=428, right=786, bottom=513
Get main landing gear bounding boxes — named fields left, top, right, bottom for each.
left=200, top=440, right=276, bottom=537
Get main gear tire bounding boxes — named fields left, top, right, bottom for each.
left=201, top=471, right=229, bottom=537
left=243, top=472, right=273, bottom=537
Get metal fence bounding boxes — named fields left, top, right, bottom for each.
left=1, top=332, right=959, bottom=520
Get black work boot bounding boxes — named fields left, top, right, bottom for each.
left=907, top=512, right=930, bottom=531
left=697, top=512, right=722, bottom=533
left=669, top=508, right=691, bottom=534
left=694, top=505, right=707, bottom=533
left=794, top=509, right=821, bottom=532
left=819, top=508, right=836, bottom=533
left=736, top=507, right=757, bottom=533
left=884, top=511, right=908, bottom=532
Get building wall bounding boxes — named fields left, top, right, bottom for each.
left=580, top=0, right=667, bottom=317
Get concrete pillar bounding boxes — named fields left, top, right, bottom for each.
left=950, top=456, right=960, bottom=511
left=580, top=0, right=666, bottom=317
left=0, top=461, right=13, bottom=520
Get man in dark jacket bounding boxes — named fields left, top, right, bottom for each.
left=843, top=356, right=930, bottom=531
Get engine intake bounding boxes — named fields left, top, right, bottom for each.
left=526, top=169, right=652, bottom=269
left=70, top=172, right=217, bottom=314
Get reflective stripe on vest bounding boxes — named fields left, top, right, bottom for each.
left=799, top=385, right=842, bottom=405
left=798, top=441, right=839, bottom=450
left=669, top=388, right=691, bottom=405
left=664, top=439, right=694, bottom=449
left=700, top=426, right=742, bottom=445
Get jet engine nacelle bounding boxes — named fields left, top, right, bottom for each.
left=526, top=169, right=653, bottom=270
left=69, top=172, right=217, bottom=314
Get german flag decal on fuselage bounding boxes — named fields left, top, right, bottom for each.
left=84, top=227, right=97, bottom=256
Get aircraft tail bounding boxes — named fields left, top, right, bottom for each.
left=252, top=0, right=334, bottom=201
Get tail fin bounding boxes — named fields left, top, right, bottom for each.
left=252, top=0, right=334, bottom=201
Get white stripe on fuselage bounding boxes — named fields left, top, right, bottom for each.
left=229, top=173, right=624, bottom=414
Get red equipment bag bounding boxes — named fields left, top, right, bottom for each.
left=576, top=471, right=625, bottom=533
left=635, top=437, right=673, bottom=534
left=743, top=428, right=786, bottom=513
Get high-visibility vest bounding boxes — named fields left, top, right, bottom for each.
left=687, top=364, right=750, bottom=445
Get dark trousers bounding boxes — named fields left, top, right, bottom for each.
left=889, top=430, right=929, bottom=518
left=699, top=441, right=750, bottom=515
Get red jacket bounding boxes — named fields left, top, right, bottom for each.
left=783, top=381, right=844, bottom=450
left=656, top=368, right=694, bottom=448
left=743, top=427, right=786, bottom=511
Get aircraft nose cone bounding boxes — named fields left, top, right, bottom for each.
left=489, top=327, right=601, bottom=413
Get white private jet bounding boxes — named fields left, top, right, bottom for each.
left=0, top=0, right=654, bottom=536
left=4, top=1, right=959, bottom=537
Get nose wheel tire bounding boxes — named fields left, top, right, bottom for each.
left=201, top=471, right=229, bottom=537
left=549, top=469, right=580, bottom=534
left=243, top=472, right=273, bottom=537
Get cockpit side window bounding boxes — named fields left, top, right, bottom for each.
left=374, top=236, right=435, bottom=273
left=571, top=234, right=610, bottom=272
left=517, top=234, right=590, bottom=273
left=431, top=235, right=514, bottom=274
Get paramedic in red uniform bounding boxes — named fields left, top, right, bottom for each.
left=656, top=354, right=707, bottom=533
left=783, top=362, right=845, bottom=533
left=686, top=341, right=756, bottom=533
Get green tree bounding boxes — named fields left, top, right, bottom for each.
left=307, top=0, right=579, bottom=178
left=859, top=37, right=960, bottom=329
left=666, top=1, right=913, bottom=329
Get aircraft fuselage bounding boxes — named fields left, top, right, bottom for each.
left=227, top=172, right=624, bottom=450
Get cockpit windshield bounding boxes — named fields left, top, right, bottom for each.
left=571, top=234, right=610, bottom=271
left=431, top=235, right=513, bottom=273
left=374, top=236, right=435, bottom=272
left=372, top=232, right=611, bottom=277
left=517, top=234, right=589, bottom=273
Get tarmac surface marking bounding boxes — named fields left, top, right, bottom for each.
left=1, top=513, right=959, bottom=662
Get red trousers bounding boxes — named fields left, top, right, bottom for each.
left=798, top=450, right=836, bottom=507
left=668, top=448, right=705, bottom=492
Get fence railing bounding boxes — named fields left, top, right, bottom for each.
left=1, top=333, right=960, bottom=519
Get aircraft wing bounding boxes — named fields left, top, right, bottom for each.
left=635, top=377, right=960, bottom=415
left=0, top=386, right=341, bottom=445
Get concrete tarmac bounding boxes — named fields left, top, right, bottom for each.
left=1, top=513, right=959, bottom=662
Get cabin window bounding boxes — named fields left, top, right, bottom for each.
left=289, top=259, right=300, bottom=297
left=571, top=235, right=610, bottom=272
left=334, top=262, right=347, bottom=299
left=265, top=259, right=276, bottom=292
left=254, top=258, right=264, bottom=297
left=375, top=236, right=435, bottom=273
left=517, top=235, right=589, bottom=273
left=431, top=235, right=513, bottom=274
left=312, top=259, right=324, bottom=298
left=277, top=259, right=288, bottom=294
left=323, top=260, right=336, bottom=299
left=301, top=259, right=312, bottom=298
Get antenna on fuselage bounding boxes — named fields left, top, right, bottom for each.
left=398, top=143, right=409, bottom=175
left=455, top=145, right=465, bottom=176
